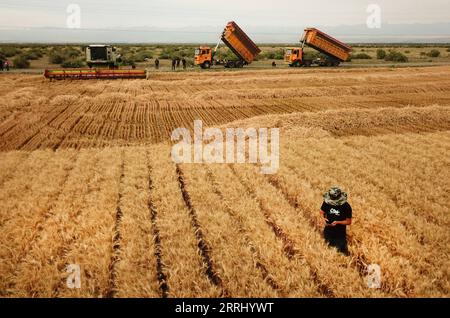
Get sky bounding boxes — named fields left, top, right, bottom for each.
left=1, top=0, right=450, bottom=30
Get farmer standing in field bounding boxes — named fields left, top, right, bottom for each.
left=155, top=58, right=160, bottom=70
left=320, top=187, right=353, bottom=255
left=171, top=58, right=176, bottom=71
left=0, top=58, right=3, bottom=71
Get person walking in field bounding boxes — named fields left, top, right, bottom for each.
left=182, top=58, right=187, bottom=70
left=176, top=57, right=181, bottom=69
left=0, top=58, right=4, bottom=71
left=320, top=187, right=353, bottom=255
left=171, top=58, right=176, bottom=71
left=155, top=58, right=160, bottom=70
left=4, top=60, right=10, bottom=71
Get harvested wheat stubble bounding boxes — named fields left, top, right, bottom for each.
left=1, top=66, right=450, bottom=150
left=221, top=106, right=450, bottom=137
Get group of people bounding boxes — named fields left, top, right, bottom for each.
left=153, top=58, right=278, bottom=70
left=171, top=57, right=187, bottom=71
left=0, top=58, right=10, bottom=71
left=152, top=57, right=187, bottom=71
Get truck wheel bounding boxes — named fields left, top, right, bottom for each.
left=203, top=61, right=211, bottom=69
left=226, top=61, right=235, bottom=68
left=235, top=60, right=244, bottom=68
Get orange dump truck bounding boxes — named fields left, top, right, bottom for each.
left=195, top=21, right=261, bottom=69
left=285, top=28, right=352, bottom=67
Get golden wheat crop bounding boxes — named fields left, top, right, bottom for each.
left=0, top=66, right=449, bottom=297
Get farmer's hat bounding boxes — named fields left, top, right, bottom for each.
left=323, top=186, right=348, bottom=206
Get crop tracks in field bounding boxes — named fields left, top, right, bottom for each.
left=229, top=165, right=335, bottom=298
left=228, top=165, right=297, bottom=260
left=176, top=164, right=230, bottom=297
left=146, top=156, right=169, bottom=298
left=205, top=168, right=284, bottom=296
left=267, top=167, right=405, bottom=296
left=105, top=151, right=125, bottom=298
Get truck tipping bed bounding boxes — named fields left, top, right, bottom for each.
left=302, top=28, right=352, bottom=62
left=221, top=21, right=261, bottom=64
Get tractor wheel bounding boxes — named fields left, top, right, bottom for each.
left=293, top=60, right=301, bottom=67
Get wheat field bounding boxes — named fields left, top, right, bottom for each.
left=0, top=66, right=449, bottom=298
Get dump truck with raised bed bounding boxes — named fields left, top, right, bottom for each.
left=285, top=28, right=352, bottom=67
left=195, top=21, right=261, bottom=69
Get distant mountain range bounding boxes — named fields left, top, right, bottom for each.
left=1, top=23, right=450, bottom=44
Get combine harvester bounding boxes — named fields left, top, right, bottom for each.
left=285, top=28, right=352, bottom=67
left=195, top=21, right=261, bottom=69
left=44, top=45, right=147, bottom=80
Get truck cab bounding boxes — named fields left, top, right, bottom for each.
left=195, top=47, right=213, bottom=69
left=284, top=48, right=313, bottom=67
left=285, top=48, right=303, bottom=67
